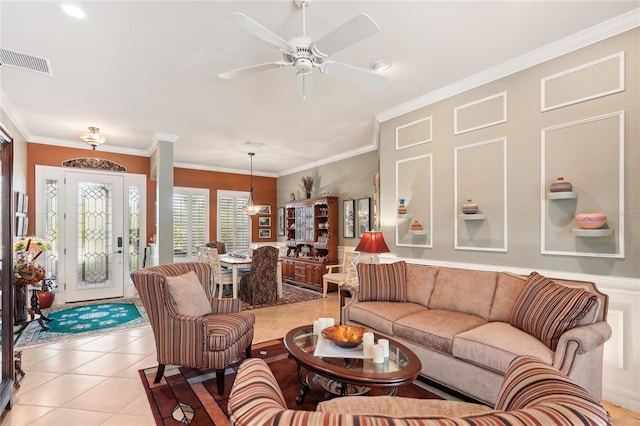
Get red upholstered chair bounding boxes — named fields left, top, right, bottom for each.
left=131, top=262, right=254, bottom=394
left=239, top=246, right=279, bottom=306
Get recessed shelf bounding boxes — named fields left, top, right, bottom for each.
left=547, top=191, right=578, bottom=200
left=397, top=215, right=412, bottom=220
left=572, top=228, right=613, bottom=237
left=459, top=214, right=486, bottom=220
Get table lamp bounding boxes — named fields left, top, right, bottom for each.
left=355, top=231, right=390, bottom=263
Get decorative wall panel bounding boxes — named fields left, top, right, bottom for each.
left=396, top=154, right=432, bottom=248
left=541, top=52, right=625, bottom=112
left=396, top=117, right=432, bottom=150
left=541, top=111, right=624, bottom=258
left=454, top=138, right=507, bottom=251
left=454, top=92, right=507, bottom=135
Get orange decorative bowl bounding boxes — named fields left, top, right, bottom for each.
left=575, top=212, right=607, bottom=229
left=322, top=325, right=368, bottom=348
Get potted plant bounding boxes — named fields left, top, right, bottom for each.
left=300, top=176, right=313, bottom=198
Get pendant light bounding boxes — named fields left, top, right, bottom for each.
left=242, top=152, right=261, bottom=215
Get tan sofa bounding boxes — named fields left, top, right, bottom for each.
left=343, top=262, right=611, bottom=406
left=228, top=356, right=612, bottom=425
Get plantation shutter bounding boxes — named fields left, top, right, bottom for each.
left=173, top=187, right=209, bottom=261
left=218, top=191, right=250, bottom=253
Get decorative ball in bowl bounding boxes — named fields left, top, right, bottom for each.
left=575, top=212, right=607, bottom=229
left=321, top=325, right=368, bottom=348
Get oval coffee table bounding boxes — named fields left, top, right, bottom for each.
left=284, top=325, right=422, bottom=403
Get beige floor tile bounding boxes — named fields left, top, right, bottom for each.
left=29, top=407, right=113, bottom=426
left=25, top=350, right=105, bottom=374
left=100, top=413, right=156, bottom=426
left=110, top=335, right=156, bottom=355
left=63, top=377, right=146, bottom=413
left=72, top=334, right=140, bottom=353
left=40, top=335, right=103, bottom=351
left=15, top=374, right=108, bottom=407
left=12, top=371, right=61, bottom=394
left=18, top=347, right=63, bottom=366
left=113, top=353, right=159, bottom=379
left=68, top=352, right=149, bottom=376
left=0, top=404, right=55, bottom=425
left=118, top=394, right=155, bottom=417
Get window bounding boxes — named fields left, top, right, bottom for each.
left=174, top=187, right=209, bottom=261
left=217, top=190, right=250, bottom=253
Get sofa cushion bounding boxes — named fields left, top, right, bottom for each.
left=510, top=272, right=598, bottom=350
left=165, top=271, right=212, bottom=317
left=453, top=322, right=554, bottom=374
left=428, top=267, right=498, bottom=320
left=317, top=395, right=496, bottom=418
left=488, top=272, right=526, bottom=322
left=348, top=301, right=424, bottom=335
left=358, top=261, right=407, bottom=302
left=393, top=309, right=486, bottom=354
left=406, top=264, right=438, bottom=307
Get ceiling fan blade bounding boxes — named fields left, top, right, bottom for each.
left=312, top=13, right=379, bottom=57
left=218, top=61, right=288, bottom=79
left=322, top=61, right=387, bottom=87
left=229, top=12, right=295, bottom=52
left=296, top=72, right=313, bottom=102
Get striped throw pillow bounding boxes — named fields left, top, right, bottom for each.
left=358, top=261, right=407, bottom=302
left=510, top=272, right=597, bottom=350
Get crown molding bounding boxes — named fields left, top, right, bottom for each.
left=375, top=8, right=640, bottom=123
left=28, top=136, right=149, bottom=157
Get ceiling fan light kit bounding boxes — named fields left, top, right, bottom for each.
left=219, top=0, right=387, bottom=101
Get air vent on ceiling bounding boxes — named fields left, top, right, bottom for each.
left=0, top=48, right=52, bottom=76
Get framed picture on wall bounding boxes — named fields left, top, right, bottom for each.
left=258, top=217, right=271, bottom=227
left=258, top=205, right=271, bottom=215
left=357, top=197, right=370, bottom=238
left=277, top=207, right=285, bottom=236
left=259, top=229, right=271, bottom=239
left=343, top=199, right=355, bottom=238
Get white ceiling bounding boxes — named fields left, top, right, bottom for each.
left=1, top=1, right=638, bottom=177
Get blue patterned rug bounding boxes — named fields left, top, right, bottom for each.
left=15, top=298, right=149, bottom=348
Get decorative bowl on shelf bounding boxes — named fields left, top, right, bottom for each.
left=321, top=325, right=368, bottom=348
left=575, top=212, right=607, bottom=229
left=549, top=177, right=573, bottom=193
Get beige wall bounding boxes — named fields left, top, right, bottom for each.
left=277, top=150, right=378, bottom=247
left=379, top=28, right=638, bottom=279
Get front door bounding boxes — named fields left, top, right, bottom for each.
left=63, top=171, right=125, bottom=302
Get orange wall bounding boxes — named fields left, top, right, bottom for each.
left=26, top=143, right=277, bottom=243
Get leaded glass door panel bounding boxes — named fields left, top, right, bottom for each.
left=64, top=172, right=125, bottom=302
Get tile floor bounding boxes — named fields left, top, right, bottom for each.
left=1, top=292, right=638, bottom=425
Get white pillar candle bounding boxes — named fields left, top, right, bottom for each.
left=326, top=317, right=335, bottom=328
left=373, top=344, right=384, bottom=363
left=362, top=332, right=374, bottom=358
left=313, top=319, right=322, bottom=336
left=378, top=339, right=389, bottom=358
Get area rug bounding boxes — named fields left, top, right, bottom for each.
left=139, top=339, right=442, bottom=425
left=239, top=282, right=322, bottom=310
left=14, top=298, right=149, bottom=348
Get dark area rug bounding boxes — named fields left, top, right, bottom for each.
left=139, top=339, right=442, bottom=425
left=239, top=283, right=322, bottom=310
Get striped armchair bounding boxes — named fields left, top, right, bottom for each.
left=228, top=356, right=612, bottom=425
left=131, top=262, right=254, bottom=394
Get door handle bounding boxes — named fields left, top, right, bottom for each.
left=114, top=250, right=123, bottom=254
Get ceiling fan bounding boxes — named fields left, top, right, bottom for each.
left=218, top=0, right=387, bottom=101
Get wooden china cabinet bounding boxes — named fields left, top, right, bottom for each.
left=282, top=196, right=338, bottom=293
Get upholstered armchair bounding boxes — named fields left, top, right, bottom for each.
left=131, top=262, right=254, bottom=394
left=239, top=246, right=279, bottom=306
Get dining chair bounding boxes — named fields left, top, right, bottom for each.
left=130, top=262, right=254, bottom=394
left=205, top=240, right=227, bottom=255
left=239, top=246, right=279, bottom=305
left=199, top=246, right=236, bottom=298
left=322, top=247, right=360, bottom=297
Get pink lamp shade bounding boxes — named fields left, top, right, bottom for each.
left=355, top=231, right=390, bottom=262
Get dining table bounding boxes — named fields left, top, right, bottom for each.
left=218, top=254, right=283, bottom=299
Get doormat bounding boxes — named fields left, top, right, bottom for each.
left=139, top=339, right=442, bottom=425
left=15, top=298, right=149, bottom=348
